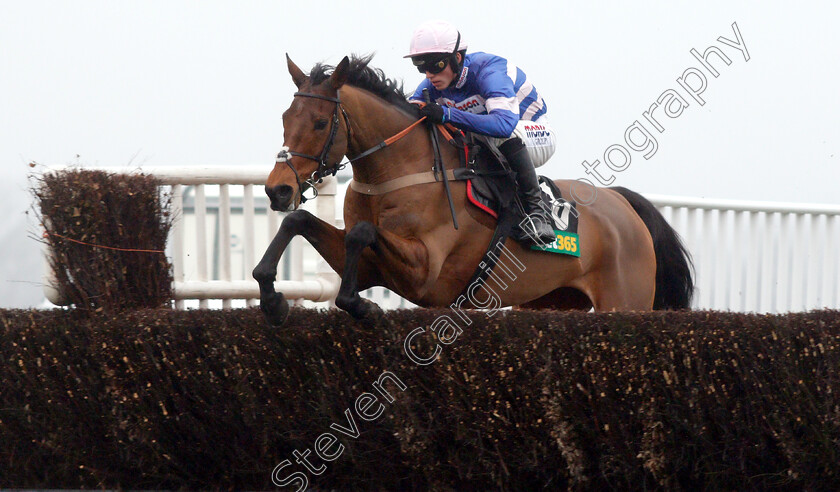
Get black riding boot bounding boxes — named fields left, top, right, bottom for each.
left=499, top=138, right=557, bottom=246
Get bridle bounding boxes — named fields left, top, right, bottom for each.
left=275, top=89, right=432, bottom=204
left=276, top=91, right=352, bottom=203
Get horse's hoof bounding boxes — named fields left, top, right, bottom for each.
left=260, top=292, right=289, bottom=327
left=356, top=299, right=387, bottom=329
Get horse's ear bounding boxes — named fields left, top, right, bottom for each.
left=329, top=56, right=350, bottom=90
left=286, top=53, right=307, bottom=88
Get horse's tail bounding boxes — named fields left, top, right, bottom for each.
left=610, top=186, right=695, bottom=310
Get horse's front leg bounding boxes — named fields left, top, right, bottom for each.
left=252, top=210, right=346, bottom=327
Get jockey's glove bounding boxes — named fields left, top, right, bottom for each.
left=419, top=102, right=449, bottom=124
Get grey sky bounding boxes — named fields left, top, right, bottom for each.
left=2, top=1, right=838, bottom=307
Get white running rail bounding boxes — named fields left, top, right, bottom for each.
left=42, top=166, right=840, bottom=313
left=648, top=195, right=840, bottom=313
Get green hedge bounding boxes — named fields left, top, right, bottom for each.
left=1, top=308, right=838, bottom=490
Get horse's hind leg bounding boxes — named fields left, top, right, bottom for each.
left=590, top=268, right=656, bottom=311
left=253, top=209, right=347, bottom=326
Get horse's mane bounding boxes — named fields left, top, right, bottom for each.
left=309, top=54, right=416, bottom=113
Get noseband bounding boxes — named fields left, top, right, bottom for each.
left=276, top=91, right=351, bottom=203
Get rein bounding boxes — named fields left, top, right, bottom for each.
left=348, top=122, right=465, bottom=196
left=276, top=91, right=429, bottom=203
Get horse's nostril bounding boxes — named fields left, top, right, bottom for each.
left=266, top=184, right=294, bottom=210
left=266, top=185, right=293, bottom=200
left=278, top=185, right=293, bottom=201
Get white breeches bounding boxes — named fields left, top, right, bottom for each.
left=490, top=115, right=556, bottom=167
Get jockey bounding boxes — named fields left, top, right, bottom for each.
left=406, top=19, right=557, bottom=246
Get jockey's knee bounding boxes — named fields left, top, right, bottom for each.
left=498, top=117, right=557, bottom=168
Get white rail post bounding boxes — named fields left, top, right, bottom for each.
left=243, top=184, right=256, bottom=307
left=195, top=184, right=208, bottom=309
left=314, top=176, right=341, bottom=304
left=171, top=184, right=185, bottom=309
left=812, top=213, right=827, bottom=309
left=219, top=183, right=232, bottom=309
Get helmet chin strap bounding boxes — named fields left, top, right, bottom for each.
left=444, top=31, right=463, bottom=89
left=450, top=31, right=462, bottom=71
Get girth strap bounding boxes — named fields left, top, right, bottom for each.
left=454, top=211, right=518, bottom=302
left=348, top=167, right=509, bottom=196
left=349, top=169, right=458, bottom=195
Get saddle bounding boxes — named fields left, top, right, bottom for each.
left=444, top=131, right=581, bottom=298
left=450, top=132, right=579, bottom=237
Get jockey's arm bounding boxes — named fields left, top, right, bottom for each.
left=409, top=66, right=520, bottom=138
left=444, top=106, right=518, bottom=138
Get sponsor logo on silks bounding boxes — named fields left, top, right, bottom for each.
left=531, top=230, right=581, bottom=257
left=453, top=95, right=486, bottom=114
left=455, top=66, right=469, bottom=89
left=524, top=124, right=549, bottom=138
left=524, top=124, right=552, bottom=146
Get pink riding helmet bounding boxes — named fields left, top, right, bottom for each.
left=404, top=20, right=468, bottom=58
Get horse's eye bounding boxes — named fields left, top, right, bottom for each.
left=314, top=119, right=328, bottom=130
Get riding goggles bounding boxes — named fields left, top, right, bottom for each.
left=413, top=55, right=449, bottom=74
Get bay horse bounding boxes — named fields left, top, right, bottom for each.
left=253, top=54, right=693, bottom=326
